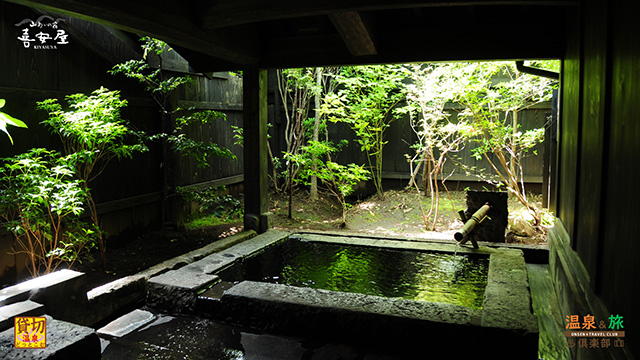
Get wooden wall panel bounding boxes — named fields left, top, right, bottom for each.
left=175, top=74, right=244, bottom=187
left=600, top=0, right=640, bottom=356
left=557, top=7, right=583, bottom=243
left=574, top=0, right=609, bottom=289
left=553, top=0, right=640, bottom=358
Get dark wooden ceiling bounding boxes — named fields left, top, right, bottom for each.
left=4, top=0, right=577, bottom=71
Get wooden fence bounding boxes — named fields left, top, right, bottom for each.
left=326, top=105, right=550, bottom=192
left=267, top=67, right=552, bottom=192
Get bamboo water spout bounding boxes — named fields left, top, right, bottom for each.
left=454, top=203, right=492, bottom=249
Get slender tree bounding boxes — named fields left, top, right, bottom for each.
left=452, top=61, right=557, bottom=225
left=322, top=65, right=405, bottom=198
left=402, top=63, right=469, bottom=230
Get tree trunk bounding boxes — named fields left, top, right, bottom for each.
left=310, top=68, right=322, bottom=200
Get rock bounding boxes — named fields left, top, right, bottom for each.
left=509, top=216, right=537, bottom=237
left=97, top=309, right=156, bottom=338
left=0, top=300, right=45, bottom=331
left=0, top=270, right=89, bottom=326
left=147, top=271, right=220, bottom=313
left=0, top=315, right=100, bottom=359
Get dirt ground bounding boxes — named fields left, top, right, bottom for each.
left=73, top=188, right=548, bottom=289
left=269, top=188, right=548, bottom=243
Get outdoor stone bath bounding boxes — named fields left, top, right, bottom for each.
left=148, top=231, right=539, bottom=356
left=0, top=230, right=539, bottom=359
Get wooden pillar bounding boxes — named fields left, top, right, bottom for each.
left=243, top=66, right=269, bottom=233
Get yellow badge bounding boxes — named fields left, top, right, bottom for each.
left=14, top=317, right=46, bottom=349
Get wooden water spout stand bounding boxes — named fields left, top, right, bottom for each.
left=454, top=203, right=492, bottom=249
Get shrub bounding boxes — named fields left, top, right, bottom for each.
left=0, top=148, right=98, bottom=276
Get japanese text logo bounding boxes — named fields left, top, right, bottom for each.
left=15, top=15, right=69, bottom=50
left=565, top=314, right=625, bottom=349
left=14, top=317, right=46, bottom=349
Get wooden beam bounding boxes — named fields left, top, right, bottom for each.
left=262, top=22, right=565, bottom=68
left=328, top=11, right=377, bottom=56
left=3, top=0, right=258, bottom=65
left=181, top=175, right=245, bottom=192
left=177, top=100, right=243, bottom=112
left=31, top=10, right=142, bottom=65
left=200, top=0, right=579, bottom=29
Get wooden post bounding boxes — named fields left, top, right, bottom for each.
left=243, top=66, right=269, bottom=233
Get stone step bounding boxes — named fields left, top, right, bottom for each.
left=0, top=315, right=100, bottom=359
left=195, top=281, right=236, bottom=317
left=0, top=270, right=86, bottom=307
left=97, top=309, right=156, bottom=339
left=198, top=280, right=236, bottom=301
left=0, top=300, right=45, bottom=332
left=147, top=230, right=292, bottom=314
left=0, top=269, right=89, bottom=325
left=147, top=271, right=220, bottom=313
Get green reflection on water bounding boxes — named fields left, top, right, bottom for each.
left=238, top=240, right=489, bottom=310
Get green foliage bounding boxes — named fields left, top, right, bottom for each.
left=303, top=117, right=326, bottom=142
left=287, top=140, right=370, bottom=224
left=38, top=87, right=147, bottom=267
left=177, top=185, right=243, bottom=222
left=109, top=36, right=191, bottom=96
left=450, top=61, right=557, bottom=225
left=0, top=148, right=98, bottom=276
left=452, top=62, right=553, bottom=156
left=275, top=67, right=322, bottom=194
left=38, top=87, right=148, bottom=182
left=230, top=125, right=243, bottom=146
left=322, top=65, right=405, bottom=197
left=401, top=63, right=472, bottom=230
left=150, top=110, right=236, bottom=168
left=0, top=99, right=28, bottom=145
left=110, top=36, right=234, bottom=168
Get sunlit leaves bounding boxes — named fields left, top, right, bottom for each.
left=0, top=149, right=98, bottom=275
left=0, top=98, right=28, bottom=145
left=108, top=37, right=189, bottom=95
left=322, top=65, right=405, bottom=197
left=38, top=87, right=148, bottom=182
left=287, top=140, right=370, bottom=223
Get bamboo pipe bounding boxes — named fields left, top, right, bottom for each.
left=454, top=203, right=491, bottom=244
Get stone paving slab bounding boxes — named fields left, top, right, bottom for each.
left=0, top=315, right=100, bottom=359
left=97, top=309, right=156, bottom=338
left=0, top=270, right=85, bottom=307
left=148, top=271, right=219, bottom=290
left=147, top=272, right=220, bottom=313
left=0, top=300, right=45, bottom=332
left=481, top=251, right=539, bottom=333
left=146, top=230, right=290, bottom=314
left=180, top=253, right=238, bottom=274
left=82, top=231, right=257, bottom=326
left=135, top=230, right=258, bottom=280
left=180, top=230, right=290, bottom=275
left=0, top=269, right=89, bottom=325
